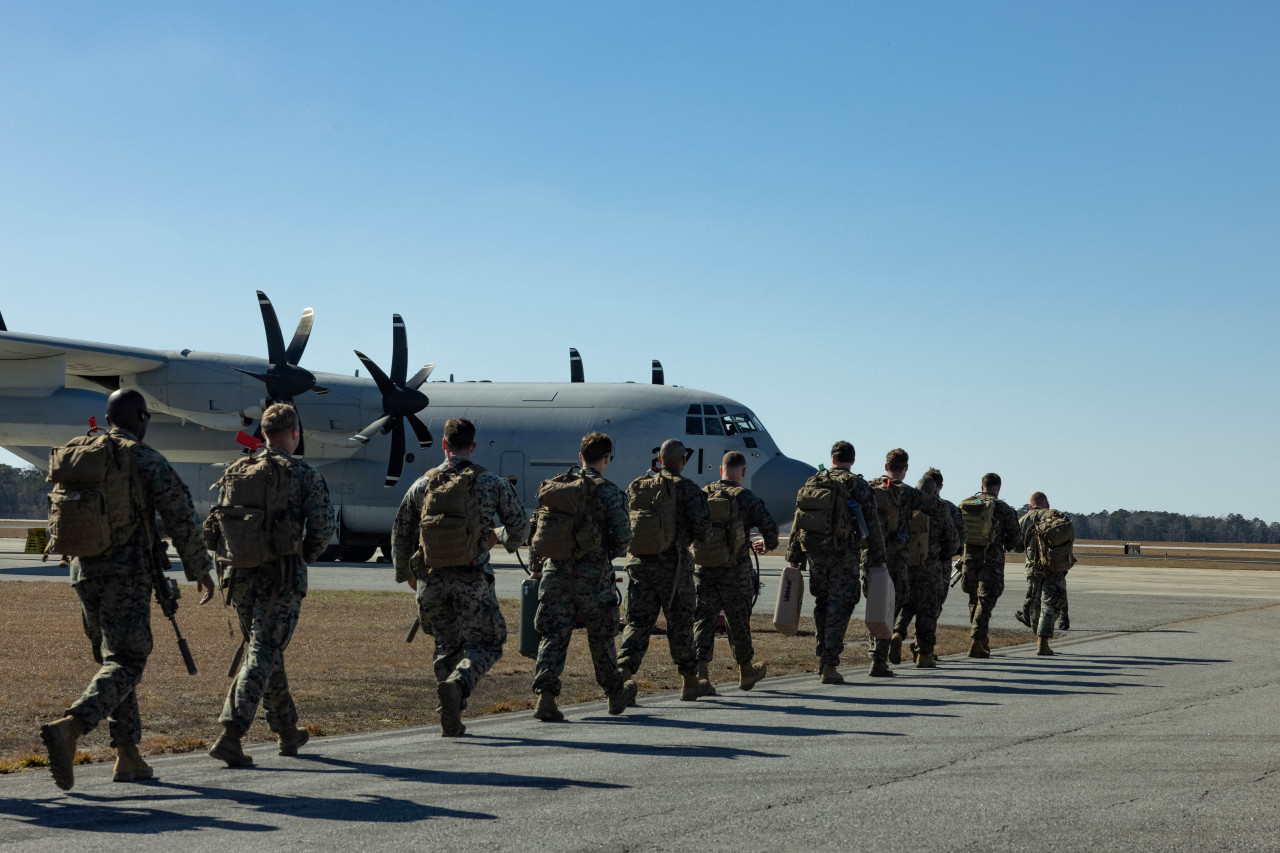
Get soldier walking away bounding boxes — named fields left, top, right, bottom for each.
left=869, top=448, right=946, bottom=675
left=205, top=403, right=336, bottom=767
left=893, top=475, right=959, bottom=668
left=786, top=441, right=886, bottom=684
left=925, top=467, right=966, bottom=621
left=528, top=433, right=637, bottom=721
left=40, top=389, right=216, bottom=790
left=617, top=439, right=714, bottom=701
left=392, top=418, right=529, bottom=736
left=1017, top=492, right=1075, bottom=656
left=692, top=451, right=778, bottom=692
left=958, top=473, right=1021, bottom=658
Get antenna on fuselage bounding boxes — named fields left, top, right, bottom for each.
left=570, top=348, right=584, bottom=383
left=652, top=360, right=664, bottom=385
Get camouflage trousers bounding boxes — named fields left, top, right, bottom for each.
left=893, top=560, right=949, bottom=655
left=693, top=559, right=758, bottom=665
left=69, top=572, right=153, bottom=747
left=221, top=572, right=304, bottom=736
left=886, top=550, right=910, bottom=613
left=963, top=563, right=1005, bottom=641
left=809, top=551, right=861, bottom=668
left=417, top=568, right=507, bottom=699
left=532, top=561, right=624, bottom=697
left=1025, top=572, right=1069, bottom=638
left=619, top=557, right=698, bottom=677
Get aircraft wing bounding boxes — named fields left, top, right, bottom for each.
left=0, top=331, right=168, bottom=376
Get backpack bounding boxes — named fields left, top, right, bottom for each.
left=530, top=467, right=602, bottom=562
left=959, top=494, right=997, bottom=548
left=206, top=448, right=300, bottom=569
left=1031, top=509, right=1075, bottom=573
left=907, top=509, right=930, bottom=568
left=693, top=483, right=747, bottom=568
left=627, top=472, right=678, bottom=556
left=792, top=470, right=855, bottom=553
left=871, top=479, right=905, bottom=556
left=45, top=433, right=140, bottom=558
left=419, top=463, right=487, bottom=569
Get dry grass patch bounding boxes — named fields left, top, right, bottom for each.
left=1, top=581, right=1025, bottom=773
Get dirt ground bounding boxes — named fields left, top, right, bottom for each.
left=0, top=582, right=1027, bottom=773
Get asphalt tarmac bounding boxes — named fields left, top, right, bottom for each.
left=4, top=541, right=1280, bottom=851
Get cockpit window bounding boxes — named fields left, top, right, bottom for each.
left=687, top=404, right=703, bottom=414
left=703, top=416, right=725, bottom=436
left=730, top=414, right=759, bottom=433
left=685, top=416, right=703, bottom=435
left=715, top=404, right=728, bottom=414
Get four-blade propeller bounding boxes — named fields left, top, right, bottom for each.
left=234, top=291, right=330, bottom=401
left=351, top=314, right=434, bottom=486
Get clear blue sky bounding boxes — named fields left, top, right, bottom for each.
left=1, top=2, right=1276, bottom=520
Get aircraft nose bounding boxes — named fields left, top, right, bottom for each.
left=750, top=454, right=817, bottom=530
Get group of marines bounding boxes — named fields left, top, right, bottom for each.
left=37, top=391, right=1070, bottom=791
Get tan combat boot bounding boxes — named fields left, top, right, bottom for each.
left=608, top=680, right=638, bottom=715
left=696, top=662, right=718, bottom=696
left=916, top=649, right=936, bottom=669
left=617, top=664, right=638, bottom=707
left=112, top=743, right=154, bottom=783
left=888, top=633, right=904, bottom=665
left=40, top=713, right=88, bottom=791
left=533, top=690, right=565, bottom=722
left=209, top=722, right=255, bottom=767
left=967, top=639, right=989, bottom=659
left=277, top=726, right=310, bottom=756
left=739, top=660, right=767, bottom=691
left=819, top=662, right=845, bottom=684
left=680, top=671, right=714, bottom=701
left=1037, top=636, right=1055, bottom=656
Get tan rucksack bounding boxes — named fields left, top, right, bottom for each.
left=530, top=466, right=602, bottom=562
left=792, top=470, right=855, bottom=553
left=693, top=483, right=747, bottom=568
left=419, top=464, right=487, bottom=569
left=206, top=448, right=301, bottom=569
left=907, top=509, right=930, bottom=568
left=1032, top=509, right=1075, bottom=573
left=45, top=433, right=140, bottom=558
left=959, top=494, right=996, bottom=549
left=872, top=479, right=906, bottom=556
left=627, top=472, right=678, bottom=556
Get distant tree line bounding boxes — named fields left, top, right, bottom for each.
left=1018, top=505, right=1280, bottom=544
left=0, top=464, right=50, bottom=518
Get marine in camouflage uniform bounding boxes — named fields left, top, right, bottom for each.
left=961, top=474, right=1022, bottom=656
left=893, top=477, right=959, bottom=666
left=392, top=419, right=529, bottom=735
left=786, top=443, right=887, bottom=683
left=41, top=390, right=215, bottom=791
left=209, top=406, right=336, bottom=766
left=693, top=454, right=778, bottom=687
left=531, top=448, right=634, bottom=713
left=618, top=440, right=711, bottom=698
left=1019, top=499, right=1071, bottom=653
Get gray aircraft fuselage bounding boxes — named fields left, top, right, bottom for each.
left=0, top=333, right=814, bottom=558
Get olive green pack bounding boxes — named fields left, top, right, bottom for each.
left=693, top=483, right=747, bottom=568
left=959, top=494, right=996, bottom=548
left=872, top=479, right=905, bottom=556
left=45, top=433, right=140, bottom=559
left=792, top=470, right=855, bottom=554
left=907, top=509, right=930, bottom=568
left=627, top=472, right=678, bottom=556
left=419, top=464, right=487, bottom=569
left=1032, top=509, right=1075, bottom=573
left=206, top=448, right=300, bottom=569
left=530, top=466, right=602, bottom=563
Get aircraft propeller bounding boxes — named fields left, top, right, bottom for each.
left=351, top=314, right=434, bottom=487
left=234, top=291, right=330, bottom=402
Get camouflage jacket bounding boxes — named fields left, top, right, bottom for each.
left=534, top=465, right=632, bottom=573
left=941, top=498, right=965, bottom=560
left=712, top=479, right=779, bottom=563
left=1019, top=507, right=1072, bottom=574
left=391, top=456, right=530, bottom=583
left=213, top=447, right=336, bottom=594
left=868, top=476, right=945, bottom=559
left=626, top=468, right=709, bottom=568
left=965, top=491, right=1022, bottom=572
left=71, top=427, right=214, bottom=584
left=786, top=468, right=887, bottom=569
left=919, top=493, right=959, bottom=564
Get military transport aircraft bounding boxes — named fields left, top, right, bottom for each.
left=0, top=294, right=815, bottom=561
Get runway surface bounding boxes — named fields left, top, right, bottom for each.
left=4, top=541, right=1280, bottom=850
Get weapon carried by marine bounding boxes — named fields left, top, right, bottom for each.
left=150, top=539, right=199, bottom=675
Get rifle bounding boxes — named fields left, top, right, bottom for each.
left=949, top=561, right=963, bottom=588
left=151, top=541, right=199, bottom=675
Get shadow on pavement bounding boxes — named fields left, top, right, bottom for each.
left=466, top=729, right=788, bottom=759
left=583, top=712, right=914, bottom=736
left=293, top=754, right=628, bottom=792
left=0, top=795, right=274, bottom=834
